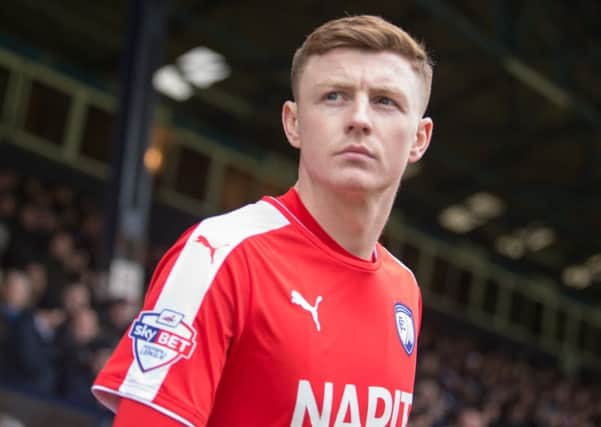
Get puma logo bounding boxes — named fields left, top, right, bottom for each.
left=196, top=235, right=228, bottom=263
left=291, top=290, right=323, bottom=332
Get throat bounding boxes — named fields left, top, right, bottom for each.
left=293, top=182, right=389, bottom=261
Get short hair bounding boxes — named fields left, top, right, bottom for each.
left=290, top=15, right=434, bottom=113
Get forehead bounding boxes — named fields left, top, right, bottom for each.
left=299, top=48, right=420, bottom=94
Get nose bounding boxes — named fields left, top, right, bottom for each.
left=346, top=95, right=372, bottom=135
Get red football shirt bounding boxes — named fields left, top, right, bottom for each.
left=93, top=188, right=422, bottom=426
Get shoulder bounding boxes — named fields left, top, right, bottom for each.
left=195, top=199, right=290, bottom=249
left=379, top=245, right=419, bottom=285
left=149, top=200, right=290, bottom=287
left=379, top=246, right=424, bottom=336
left=143, top=200, right=289, bottom=300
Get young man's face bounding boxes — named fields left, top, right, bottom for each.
left=283, top=48, right=432, bottom=198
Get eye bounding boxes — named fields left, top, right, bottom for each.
left=325, top=91, right=340, bottom=101
left=375, top=96, right=395, bottom=106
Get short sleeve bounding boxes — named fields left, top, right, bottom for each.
left=92, top=222, right=251, bottom=427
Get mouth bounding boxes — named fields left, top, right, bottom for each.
left=338, top=144, right=375, bottom=159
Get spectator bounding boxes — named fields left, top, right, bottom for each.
left=0, top=169, right=18, bottom=193
left=79, top=211, right=102, bottom=269
left=40, top=229, right=76, bottom=309
left=455, top=407, right=484, bottom=427
left=3, top=299, right=65, bottom=395
left=0, top=269, right=32, bottom=321
left=57, top=307, right=101, bottom=407
left=4, top=203, right=46, bottom=267
left=23, top=260, right=47, bottom=305
left=0, top=269, right=33, bottom=376
left=100, top=297, right=137, bottom=343
left=63, top=247, right=91, bottom=277
left=60, top=281, right=91, bottom=317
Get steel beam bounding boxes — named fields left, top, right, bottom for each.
left=103, top=0, right=167, bottom=273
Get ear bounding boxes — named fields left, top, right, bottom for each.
left=409, top=117, right=433, bottom=163
left=282, top=100, right=300, bottom=149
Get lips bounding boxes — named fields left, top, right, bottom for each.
left=338, top=144, right=375, bottom=158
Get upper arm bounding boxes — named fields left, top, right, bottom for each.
left=114, top=398, right=184, bottom=427
left=92, top=222, right=251, bottom=426
left=92, top=202, right=287, bottom=425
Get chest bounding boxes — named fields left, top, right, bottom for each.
left=210, top=236, right=420, bottom=426
left=238, top=246, right=419, bottom=389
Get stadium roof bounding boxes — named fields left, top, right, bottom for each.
left=1, top=0, right=600, bottom=304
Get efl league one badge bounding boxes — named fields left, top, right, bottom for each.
left=394, top=303, right=415, bottom=356
left=129, top=309, right=197, bottom=372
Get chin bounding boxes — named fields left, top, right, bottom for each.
left=325, top=176, right=383, bottom=195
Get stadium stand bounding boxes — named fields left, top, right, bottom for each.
left=412, top=316, right=601, bottom=426
left=1, top=166, right=600, bottom=426
left=0, top=167, right=121, bottom=425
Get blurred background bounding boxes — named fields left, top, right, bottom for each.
left=0, top=0, right=599, bottom=426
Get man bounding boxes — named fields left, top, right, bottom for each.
left=93, top=14, right=433, bottom=426
left=1, top=269, right=65, bottom=394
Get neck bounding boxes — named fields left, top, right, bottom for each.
left=294, top=179, right=396, bottom=260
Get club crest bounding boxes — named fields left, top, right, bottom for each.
left=394, top=303, right=415, bottom=356
left=128, top=309, right=197, bottom=372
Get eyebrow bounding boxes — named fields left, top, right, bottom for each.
left=315, top=81, right=410, bottom=109
left=314, top=81, right=354, bottom=93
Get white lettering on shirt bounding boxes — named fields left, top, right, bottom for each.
left=365, top=386, right=393, bottom=426
left=291, top=380, right=333, bottom=427
left=334, top=384, right=360, bottom=426
left=290, top=380, right=413, bottom=427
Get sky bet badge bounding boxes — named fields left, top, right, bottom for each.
left=129, top=309, right=197, bottom=372
left=394, top=303, right=415, bottom=356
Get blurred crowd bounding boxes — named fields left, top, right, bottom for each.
left=0, top=167, right=137, bottom=411
left=411, top=323, right=601, bottom=427
left=1, top=166, right=601, bottom=426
